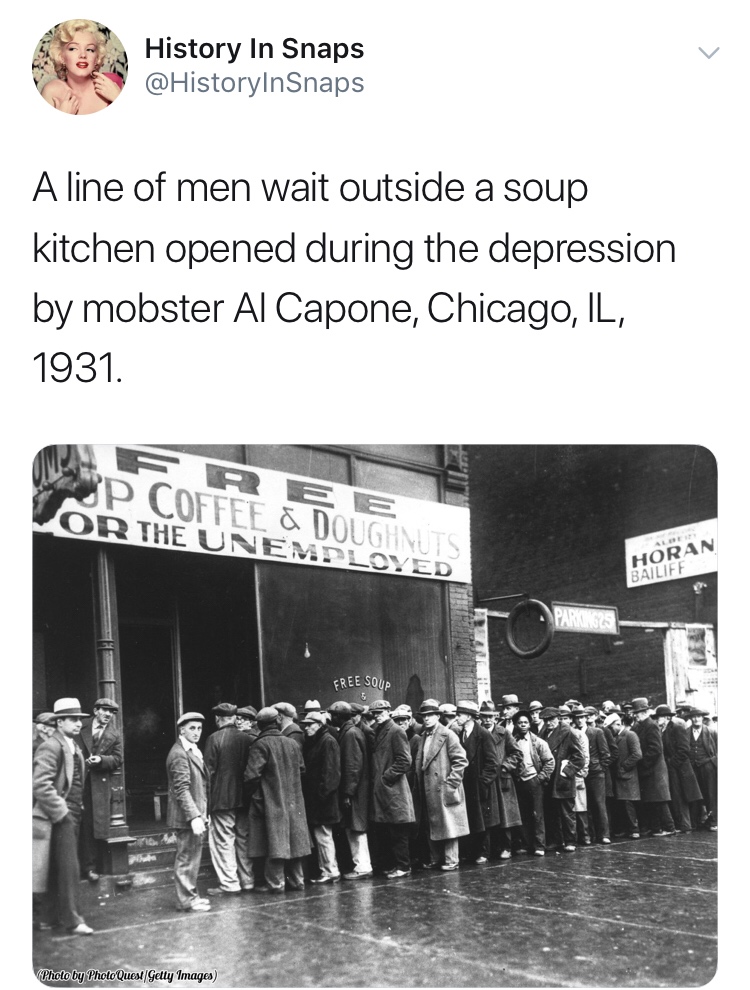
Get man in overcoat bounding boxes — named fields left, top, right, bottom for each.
left=329, top=701, right=372, bottom=879
left=604, top=712, right=642, bottom=837
left=301, top=711, right=342, bottom=883
left=583, top=706, right=612, bottom=844
left=368, top=699, right=415, bottom=878
left=32, top=698, right=93, bottom=934
left=454, top=700, right=501, bottom=863
left=482, top=701, right=523, bottom=858
left=540, top=707, right=585, bottom=852
left=244, top=706, right=311, bottom=891
left=274, top=702, right=304, bottom=749
left=166, top=712, right=211, bottom=912
left=33, top=712, right=57, bottom=757
left=688, top=707, right=718, bottom=829
left=203, top=702, right=253, bottom=894
left=78, top=697, right=122, bottom=882
left=655, top=705, right=703, bottom=832
left=414, top=699, right=469, bottom=871
left=631, top=697, right=675, bottom=835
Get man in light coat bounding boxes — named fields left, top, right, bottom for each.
left=368, top=699, right=415, bottom=878
left=33, top=698, right=93, bottom=934
left=166, top=712, right=211, bottom=912
left=512, top=710, right=554, bottom=856
left=414, top=699, right=469, bottom=871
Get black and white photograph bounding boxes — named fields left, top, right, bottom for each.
left=31, top=444, right=718, bottom=987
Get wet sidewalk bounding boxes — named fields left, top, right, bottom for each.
left=31, top=831, right=717, bottom=988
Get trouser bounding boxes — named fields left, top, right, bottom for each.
left=516, top=776, right=546, bottom=851
left=78, top=786, right=101, bottom=874
left=548, top=798, right=576, bottom=847
left=618, top=800, right=640, bottom=833
left=174, top=828, right=204, bottom=908
left=345, top=829, right=372, bottom=873
left=428, top=837, right=459, bottom=867
left=666, top=769, right=693, bottom=831
left=370, top=822, right=411, bottom=872
left=40, top=811, right=85, bottom=929
left=641, top=801, right=675, bottom=832
left=234, top=808, right=256, bottom=889
left=694, top=763, right=718, bottom=824
left=209, top=810, right=241, bottom=891
left=312, top=825, right=340, bottom=877
left=585, top=774, right=610, bottom=841
left=265, top=857, right=305, bottom=891
left=576, top=812, right=592, bottom=844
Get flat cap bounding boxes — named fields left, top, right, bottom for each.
left=369, top=699, right=392, bottom=712
left=93, top=698, right=119, bottom=711
left=256, top=706, right=281, bottom=726
left=301, top=711, right=326, bottom=725
left=328, top=701, right=353, bottom=716
left=236, top=706, right=257, bottom=719
left=212, top=703, right=237, bottom=717
left=584, top=706, right=599, bottom=716
left=392, top=705, right=412, bottom=720
left=273, top=703, right=297, bottom=719
left=602, top=713, right=622, bottom=728
left=350, top=703, right=366, bottom=714
left=177, top=711, right=204, bottom=727
left=540, top=707, right=560, bottom=720
left=34, top=712, right=57, bottom=726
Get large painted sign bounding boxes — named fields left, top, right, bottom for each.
left=32, top=445, right=472, bottom=583
left=551, top=602, right=620, bottom=635
left=625, top=519, right=717, bottom=588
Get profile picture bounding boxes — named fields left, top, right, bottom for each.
left=32, top=19, right=128, bottom=115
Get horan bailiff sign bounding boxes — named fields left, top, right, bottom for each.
left=625, top=519, right=717, bottom=588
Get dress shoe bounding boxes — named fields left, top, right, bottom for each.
left=186, top=901, right=211, bottom=912
left=562, top=844, right=577, bottom=853
left=285, top=880, right=306, bottom=891
left=385, top=868, right=411, bottom=878
left=68, top=923, right=94, bottom=934
left=310, top=874, right=341, bottom=884
left=85, top=870, right=100, bottom=883
left=707, top=824, right=718, bottom=831
left=343, top=870, right=373, bottom=880
left=628, top=832, right=640, bottom=839
left=499, top=850, right=511, bottom=859
left=253, top=885, right=284, bottom=894
left=601, top=837, right=611, bottom=844
left=652, top=830, right=676, bottom=837
left=208, top=887, right=242, bottom=896
left=474, top=856, right=488, bottom=864
left=440, top=863, right=459, bottom=872
left=533, top=849, right=545, bottom=857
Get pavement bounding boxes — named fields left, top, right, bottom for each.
left=31, top=831, right=717, bottom=988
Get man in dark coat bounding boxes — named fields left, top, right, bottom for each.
left=301, top=711, right=342, bottom=883
left=482, top=701, right=523, bottom=859
left=203, top=702, right=253, bottom=894
left=166, top=712, right=211, bottom=912
left=33, top=712, right=57, bottom=757
left=274, top=702, right=304, bottom=750
left=454, top=700, right=500, bottom=863
left=655, top=705, right=703, bottom=832
left=583, top=706, right=612, bottom=844
left=688, top=707, right=718, bottom=829
left=329, top=701, right=372, bottom=879
left=604, top=712, right=642, bottom=837
left=368, top=699, right=415, bottom=878
left=33, top=698, right=93, bottom=934
left=244, top=707, right=311, bottom=892
left=78, top=698, right=122, bottom=882
left=540, top=707, right=585, bottom=852
left=631, top=697, right=676, bottom=835
left=414, top=699, right=469, bottom=871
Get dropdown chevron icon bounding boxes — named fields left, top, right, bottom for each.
left=699, top=47, right=719, bottom=59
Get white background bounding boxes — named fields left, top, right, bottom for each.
left=5, top=1, right=746, bottom=986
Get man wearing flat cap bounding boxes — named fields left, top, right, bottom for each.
left=236, top=706, right=260, bottom=740
left=583, top=706, right=612, bottom=844
left=166, top=712, right=211, bottom=911
left=301, top=711, right=342, bottom=883
left=244, top=707, right=311, bottom=892
left=78, top=698, right=123, bottom=882
left=33, top=712, right=57, bottom=757
left=631, top=698, right=676, bottom=836
left=604, top=711, right=642, bottom=838
left=274, top=702, right=304, bottom=750
left=368, top=699, right=415, bottom=878
left=528, top=701, right=544, bottom=737
left=439, top=702, right=458, bottom=731
left=204, top=703, right=254, bottom=894
left=33, top=698, right=94, bottom=934
left=539, top=706, right=585, bottom=852
left=328, top=701, right=372, bottom=879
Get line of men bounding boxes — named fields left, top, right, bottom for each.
left=166, top=692, right=718, bottom=912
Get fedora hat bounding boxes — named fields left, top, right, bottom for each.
left=653, top=704, right=675, bottom=718
left=528, top=700, right=543, bottom=712
left=479, top=700, right=497, bottom=714
left=304, top=699, right=321, bottom=712
left=419, top=699, right=441, bottom=715
left=439, top=703, right=457, bottom=715
left=53, top=698, right=90, bottom=718
left=630, top=697, right=650, bottom=713
left=456, top=700, right=479, bottom=716
left=500, top=694, right=519, bottom=707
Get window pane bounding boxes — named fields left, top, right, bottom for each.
left=355, top=460, right=440, bottom=502
left=349, top=444, right=441, bottom=465
left=245, top=445, right=350, bottom=484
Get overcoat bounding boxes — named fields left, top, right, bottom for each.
left=611, top=727, right=642, bottom=801
left=415, top=723, right=469, bottom=840
left=166, top=740, right=209, bottom=829
left=32, top=731, right=87, bottom=892
left=633, top=717, right=671, bottom=802
left=459, top=722, right=501, bottom=831
left=662, top=722, right=703, bottom=803
left=338, top=719, right=370, bottom=832
left=302, top=727, right=341, bottom=826
left=370, top=718, right=415, bottom=824
left=281, top=721, right=304, bottom=750
left=602, top=724, right=620, bottom=798
left=244, top=728, right=311, bottom=859
left=79, top=720, right=123, bottom=839
left=545, top=722, right=585, bottom=800
left=490, top=724, right=522, bottom=828
left=203, top=724, right=252, bottom=812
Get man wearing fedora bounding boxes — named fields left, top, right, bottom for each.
left=166, top=712, right=211, bottom=912
left=368, top=699, right=415, bottom=878
left=78, top=697, right=123, bottom=883
left=328, top=701, right=372, bottom=880
left=32, top=698, right=93, bottom=934
left=204, top=703, right=254, bottom=895
left=687, top=707, right=718, bottom=830
left=583, top=706, right=612, bottom=844
left=654, top=705, right=702, bottom=833
left=603, top=711, right=642, bottom=838
left=631, top=698, right=676, bottom=836
left=414, top=699, right=469, bottom=871
left=500, top=694, right=520, bottom=731
left=454, top=700, right=501, bottom=863
left=539, top=706, right=585, bottom=852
